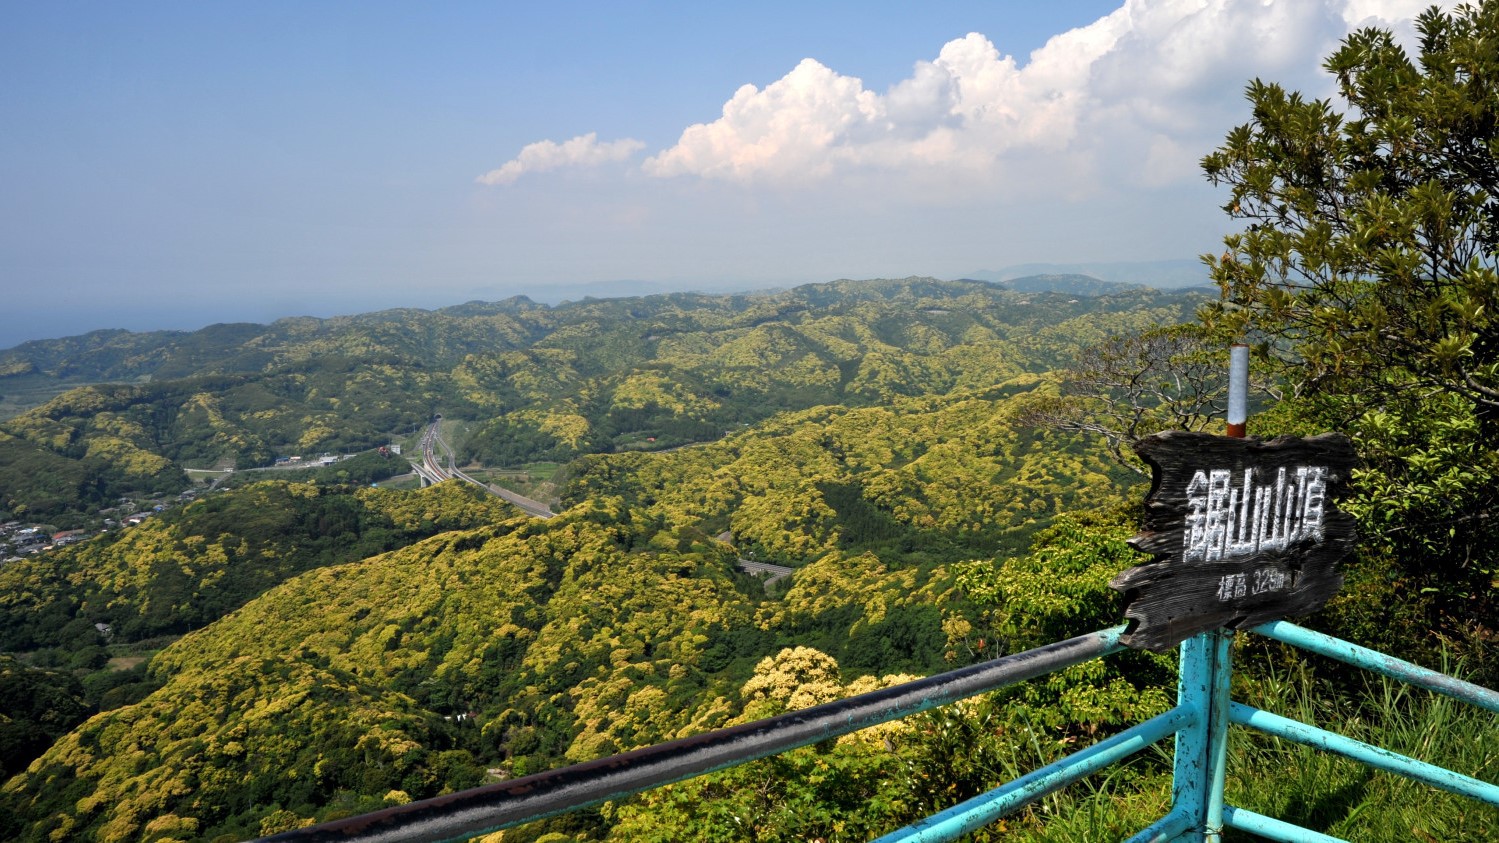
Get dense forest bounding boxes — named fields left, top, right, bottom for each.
left=0, top=277, right=1192, bottom=527
left=1, top=266, right=1492, bottom=841
left=6, top=9, right=1499, bottom=837
left=0, top=275, right=1218, bottom=841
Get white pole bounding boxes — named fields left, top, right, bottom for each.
left=1227, top=343, right=1249, bottom=438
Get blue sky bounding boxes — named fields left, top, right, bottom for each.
left=0, top=1, right=1436, bottom=347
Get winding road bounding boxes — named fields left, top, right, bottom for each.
left=416, top=418, right=795, bottom=584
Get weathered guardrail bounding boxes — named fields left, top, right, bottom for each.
left=260, top=620, right=1497, bottom=843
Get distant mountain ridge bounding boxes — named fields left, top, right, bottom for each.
left=981, top=273, right=1144, bottom=296
left=0, top=276, right=1168, bottom=385
left=965, top=258, right=1211, bottom=290
left=0, top=294, right=551, bottom=382
left=0, top=276, right=1207, bottom=527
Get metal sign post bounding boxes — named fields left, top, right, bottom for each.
left=1199, top=344, right=1247, bottom=840
left=1170, top=345, right=1249, bottom=842
left=1226, top=343, right=1248, bottom=438
left=1124, top=344, right=1356, bottom=841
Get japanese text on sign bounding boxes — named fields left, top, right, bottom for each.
left=1115, top=431, right=1356, bottom=652
left=1182, top=466, right=1328, bottom=564
left=1214, top=567, right=1292, bottom=602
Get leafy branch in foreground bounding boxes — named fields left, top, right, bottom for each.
left=1200, top=4, right=1499, bottom=418
left=1198, top=2, right=1499, bottom=664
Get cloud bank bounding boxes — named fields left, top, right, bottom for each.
left=481, top=0, right=1444, bottom=194
left=475, top=132, right=645, bottom=186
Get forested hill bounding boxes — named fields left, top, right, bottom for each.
left=0, top=278, right=1202, bottom=526
left=0, top=295, right=544, bottom=383
left=1, top=260, right=1492, bottom=839
left=0, top=387, right=1161, bottom=843
left=0, top=276, right=1200, bottom=840
left=0, top=278, right=1162, bottom=383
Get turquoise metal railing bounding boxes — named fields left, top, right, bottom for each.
left=878, top=622, right=1498, bottom=843
left=1219, top=621, right=1499, bottom=842
left=875, top=629, right=1224, bottom=843
left=262, top=621, right=1497, bottom=843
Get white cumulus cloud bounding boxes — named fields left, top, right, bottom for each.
left=637, top=0, right=1446, bottom=193
left=483, top=0, right=1452, bottom=197
left=642, top=58, right=883, bottom=182
left=477, top=132, right=645, bottom=186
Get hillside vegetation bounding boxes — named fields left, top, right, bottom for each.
left=0, top=278, right=1201, bottom=841
left=0, top=279, right=1193, bottom=525
left=0, top=258, right=1493, bottom=841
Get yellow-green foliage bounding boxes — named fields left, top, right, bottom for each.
left=2, top=278, right=1202, bottom=522
left=3, top=655, right=445, bottom=843
left=0, top=278, right=1214, bottom=840
left=0, top=481, right=520, bottom=651
left=538, top=411, right=590, bottom=449
left=0, top=463, right=988, bottom=840
left=599, top=517, right=1175, bottom=843
left=2, top=506, right=776, bottom=837
left=355, top=480, right=520, bottom=533
left=563, top=383, right=1134, bottom=566
left=610, top=371, right=715, bottom=416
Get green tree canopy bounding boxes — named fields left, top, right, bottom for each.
left=1200, top=2, right=1499, bottom=655
left=1203, top=5, right=1499, bottom=413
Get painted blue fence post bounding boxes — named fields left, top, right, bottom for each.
left=1170, top=633, right=1211, bottom=840
left=1204, top=630, right=1232, bottom=840
left=1167, top=630, right=1233, bottom=842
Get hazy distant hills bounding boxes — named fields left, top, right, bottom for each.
left=966, top=258, right=1212, bottom=290
left=0, top=295, right=550, bottom=384
left=0, top=276, right=1187, bottom=394
left=0, top=275, right=1189, bottom=384
left=983, top=273, right=1143, bottom=297
left=0, top=277, right=1205, bottom=528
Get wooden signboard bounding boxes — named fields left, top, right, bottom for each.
left=1112, top=431, right=1358, bottom=652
